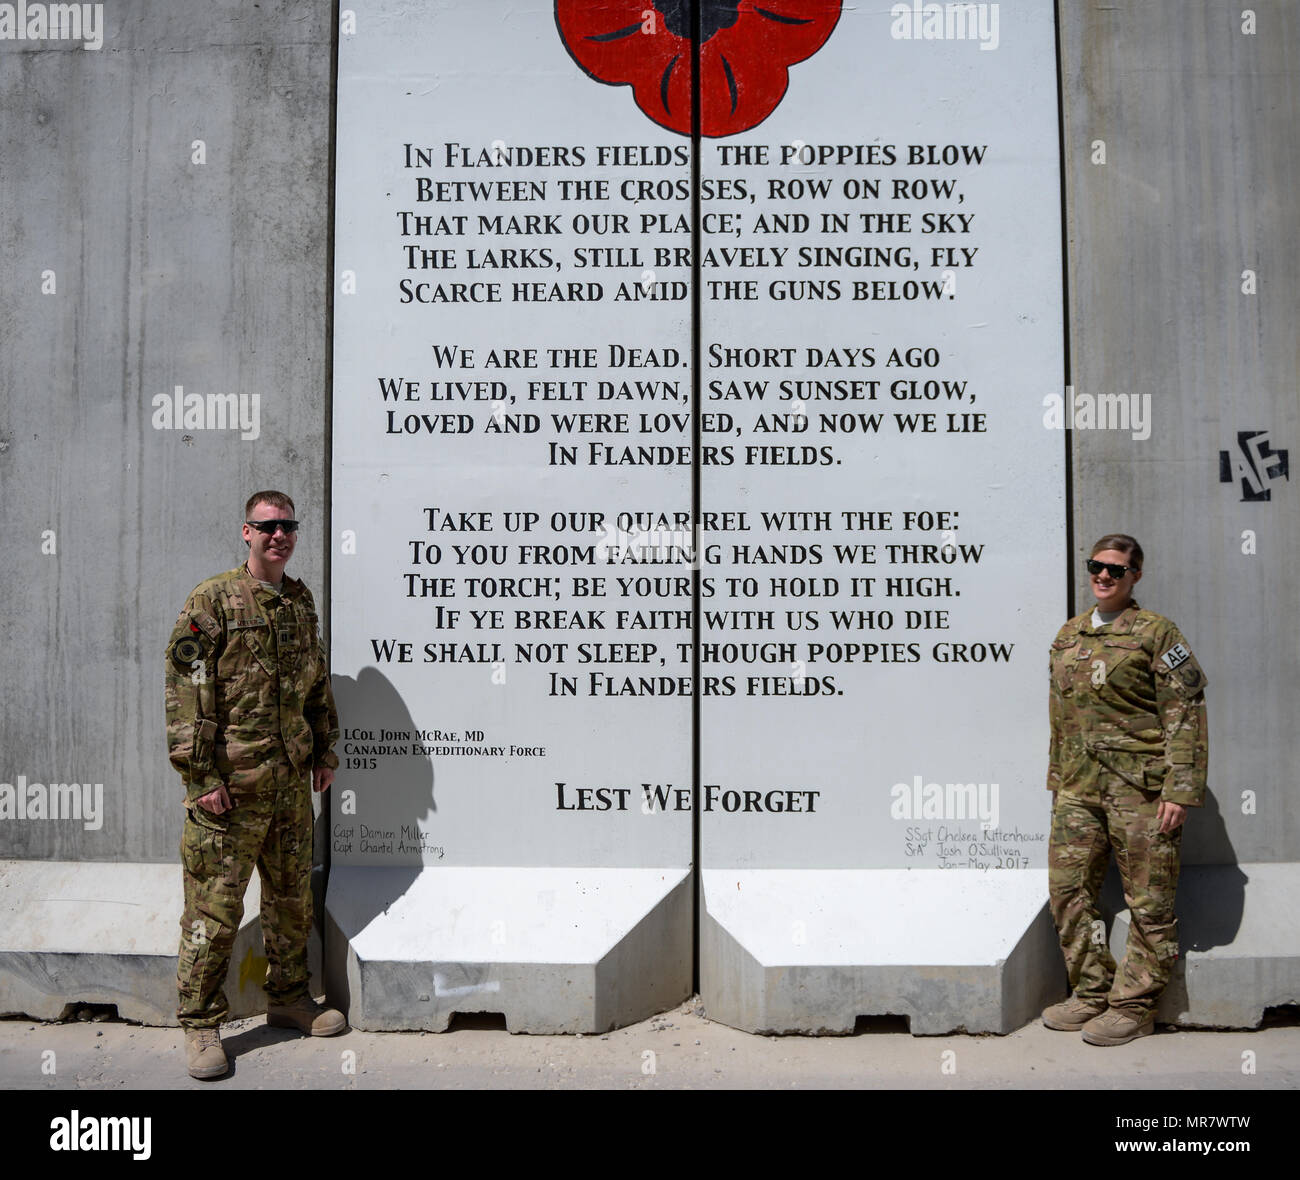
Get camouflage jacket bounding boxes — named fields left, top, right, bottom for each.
left=1047, top=601, right=1208, bottom=806
left=165, top=563, right=339, bottom=803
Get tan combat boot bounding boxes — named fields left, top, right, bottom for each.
left=266, top=995, right=347, bottom=1036
left=1041, top=995, right=1107, bottom=1031
left=1081, top=1008, right=1155, bottom=1046
left=184, top=1026, right=229, bottom=1079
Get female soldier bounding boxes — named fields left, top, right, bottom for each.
left=1041, top=534, right=1208, bottom=1045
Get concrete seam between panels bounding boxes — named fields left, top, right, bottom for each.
left=690, top=0, right=703, bottom=996
left=1053, top=0, right=1076, bottom=615
left=322, top=0, right=341, bottom=949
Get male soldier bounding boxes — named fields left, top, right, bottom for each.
left=1043, top=534, right=1208, bottom=1045
left=165, top=491, right=345, bottom=1079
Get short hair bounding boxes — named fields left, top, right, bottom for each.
left=1090, top=533, right=1143, bottom=570
left=245, top=490, right=295, bottom=519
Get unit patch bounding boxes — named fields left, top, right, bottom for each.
left=171, top=635, right=206, bottom=672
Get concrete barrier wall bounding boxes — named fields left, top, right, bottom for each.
left=0, top=0, right=335, bottom=864
left=1060, top=0, right=1299, bottom=868
left=1, top=0, right=1295, bottom=1029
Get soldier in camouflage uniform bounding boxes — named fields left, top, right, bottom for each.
left=1043, top=534, right=1208, bottom=1046
left=165, top=491, right=344, bottom=1079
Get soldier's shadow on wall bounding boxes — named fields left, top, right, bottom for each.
left=1099, top=785, right=1247, bottom=960
left=313, top=668, right=437, bottom=1001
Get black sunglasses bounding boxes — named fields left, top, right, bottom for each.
left=1086, top=558, right=1138, bottom=579
left=246, top=519, right=299, bottom=535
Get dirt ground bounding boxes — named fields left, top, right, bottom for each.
left=3, top=997, right=1297, bottom=1091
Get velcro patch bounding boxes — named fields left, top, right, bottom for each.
left=171, top=635, right=206, bottom=671
left=1160, top=643, right=1190, bottom=671
left=190, top=611, right=223, bottom=643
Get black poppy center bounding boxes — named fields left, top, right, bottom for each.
left=657, top=0, right=743, bottom=43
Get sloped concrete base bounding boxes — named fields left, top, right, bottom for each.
left=324, top=866, right=692, bottom=1032
left=1109, top=863, right=1300, bottom=1028
left=700, top=869, right=1060, bottom=1034
left=0, top=860, right=321, bottom=1025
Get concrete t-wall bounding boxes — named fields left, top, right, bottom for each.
left=0, top=1, right=1295, bottom=1028
left=0, top=0, right=335, bottom=863
left=1060, top=0, right=1299, bottom=867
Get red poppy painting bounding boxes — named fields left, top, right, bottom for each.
left=555, top=1, right=842, bottom=138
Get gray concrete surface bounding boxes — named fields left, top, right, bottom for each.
left=0, top=0, right=335, bottom=1027
left=0, top=861, right=325, bottom=1024
left=700, top=870, right=1063, bottom=1035
left=1128, top=864, right=1300, bottom=1027
left=0, top=0, right=335, bottom=868
left=1, top=998, right=1296, bottom=1089
left=325, top=867, right=693, bottom=1033
left=1051, top=0, right=1300, bottom=1034
left=1060, top=0, right=1299, bottom=868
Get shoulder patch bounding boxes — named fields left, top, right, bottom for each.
left=189, top=611, right=222, bottom=642
left=171, top=634, right=208, bottom=672
left=1159, top=643, right=1191, bottom=671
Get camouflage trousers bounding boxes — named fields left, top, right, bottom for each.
left=177, top=760, right=314, bottom=1028
left=1048, top=780, right=1182, bottom=1018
